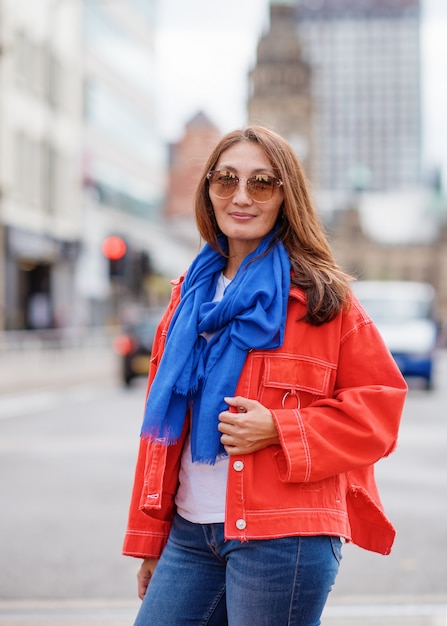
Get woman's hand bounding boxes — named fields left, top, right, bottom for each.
left=218, top=396, right=280, bottom=455
left=137, top=557, right=159, bottom=600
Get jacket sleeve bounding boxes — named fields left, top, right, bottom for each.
left=122, top=438, right=176, bottom=559
left=122, top=277, right=184, bottom=559
left=270, top=303, right=408, bottom=484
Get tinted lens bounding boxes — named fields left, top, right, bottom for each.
left=246, top=175, right=277, bottom=201
left=208, top=170, right=239, bottom=198
left=207, top=170, right=281, bottom=202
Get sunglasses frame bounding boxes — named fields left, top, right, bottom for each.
left=207, top=169, right=283, bottom=203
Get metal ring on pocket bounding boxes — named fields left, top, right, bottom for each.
left=281, top=390, right=301, bottom=409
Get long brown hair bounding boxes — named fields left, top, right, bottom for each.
left=194, top=126, right=352, bottom=325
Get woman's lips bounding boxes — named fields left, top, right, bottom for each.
left=229, top=212, right=255, bottom=221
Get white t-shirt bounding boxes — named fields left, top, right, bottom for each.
left=175, top=272, right=231, bottom=523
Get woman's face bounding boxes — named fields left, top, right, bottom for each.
left=209, top=142, right=284, bottom=257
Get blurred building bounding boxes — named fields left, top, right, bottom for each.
left=163, top=111, right=221, bottom=245
left=248, top=0, right=314, bottom=176
left=248, top=0, right=421, bottom=209
left=0, top=0, right=194, bottom=332
left=164, top=111, right=221, bottom=219
left=0, top=0, right=83, bottom=331
left=78, top=0, right=168, bottom=326
left=296, top=0, right=421, bottom=201
left=328, top=196, right=447, bottom=339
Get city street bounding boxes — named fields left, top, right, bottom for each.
left=0, top=350, right=446, bottom=625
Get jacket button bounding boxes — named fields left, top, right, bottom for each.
left=233, top=460, right=244, bottom=472
left=236, top=519, right=246, bottom=530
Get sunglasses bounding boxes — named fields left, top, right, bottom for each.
left=207, top=169, right=283, bottom=203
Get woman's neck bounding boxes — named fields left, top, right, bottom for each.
left=225, top=240, right=260, bottom=279
left=223, top=259, right=239, bottom=280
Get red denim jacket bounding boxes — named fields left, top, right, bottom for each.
left=123, top=276, right=407, bottom=559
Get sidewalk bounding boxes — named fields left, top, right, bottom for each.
left=0, top=597, right=445, bottom=625
left=324, top=594, right=447, bottom=625
left=0, top=342, right=119, bottom=395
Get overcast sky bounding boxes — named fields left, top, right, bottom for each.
left=154, top=0, right=447, bottom=182
left=154, top=0, right=269, bottom=137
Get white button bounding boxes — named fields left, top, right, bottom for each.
left=236, top=519, right=246, bottom=530
left=233, top=460, right=244, bottom=472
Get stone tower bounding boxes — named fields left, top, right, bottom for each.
left=247, top=0, right=313, bottom=174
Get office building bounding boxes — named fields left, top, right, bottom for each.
left=296, top=0, right=421, bottom=198
left=248, top=0, right=421, bottom=206
left=0, top=0, right=177, bottom=330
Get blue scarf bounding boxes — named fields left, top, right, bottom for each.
left=140, top=232, right=291, bottom=464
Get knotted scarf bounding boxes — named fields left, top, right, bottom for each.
left=140, top=232, right=291, bottom=464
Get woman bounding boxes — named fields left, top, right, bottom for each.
left=123, top=126, right=407, bottom=626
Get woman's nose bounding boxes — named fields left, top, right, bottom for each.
left=232, top=179, right=252, bottom=204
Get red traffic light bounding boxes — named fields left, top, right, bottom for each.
left=102, top=236, right=127, bottom=260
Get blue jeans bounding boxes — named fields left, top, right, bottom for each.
left=134, top=514, right=342, bottom=626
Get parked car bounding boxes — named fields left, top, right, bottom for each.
left=352, top=280, right=439, bottom=389
left=113, top=309, right=164, bottom=386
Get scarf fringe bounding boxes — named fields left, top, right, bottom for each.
left=173, top=377, right=204, bottom=398
left=140, top=430, right=182, bottom=448
left=191, top=451, right=228, bottom=466
left=140, top=431, right=227, bottom=466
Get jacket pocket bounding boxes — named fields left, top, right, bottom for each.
left=258, top=354, right=336, bottom=407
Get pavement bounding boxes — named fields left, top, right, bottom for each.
left=0, top=342, right=120, bottom=395
left=0, top=600, right=137, bottom=626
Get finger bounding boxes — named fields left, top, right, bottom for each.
left=137, top=576, right=150, bottom=600
left=217, top=420, right=231, bottom=433
left=224, top=396, right=242, bottom=406
left=224, top=444, right=242, bottom=456
left=218, top=410, right=234, bottom=425
left=224, top=396, right=252, bottom=412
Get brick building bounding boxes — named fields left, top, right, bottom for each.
left=164, top=112, right=221, bottom=219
